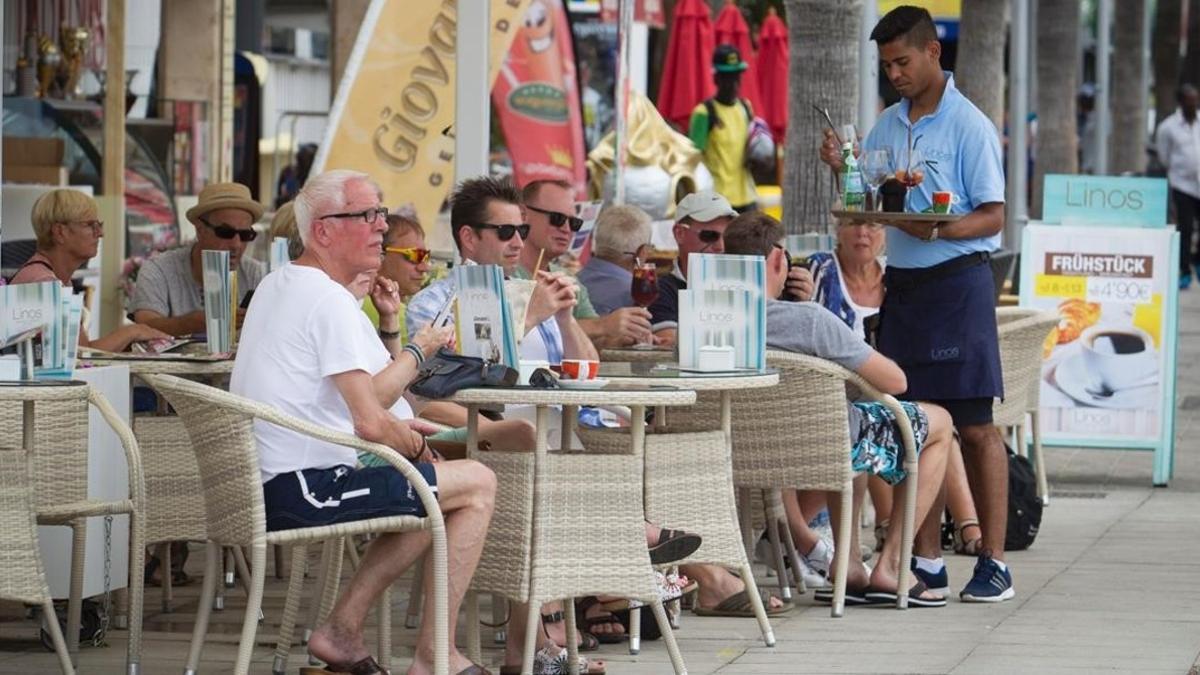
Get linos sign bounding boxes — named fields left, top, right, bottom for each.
left=1041, top=174, right=1168, bottom=228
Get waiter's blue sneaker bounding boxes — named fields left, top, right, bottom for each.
left=1181, top=273, right=1192, bottom=290
left=960, top=553, right=1014, bottom=603
left=910, top=558, right=950, bottom=599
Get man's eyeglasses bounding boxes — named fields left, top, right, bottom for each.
left=384, top=246, right=431, bottom=264
left=200, top=218, right=258, bottom=242
left=318, top=206, right=389, bottom=225
left=472, top=223, right=531, bottom=241
left=66, top=220, right=104, bottom=235
left=526, top=204, right=584, bottom=232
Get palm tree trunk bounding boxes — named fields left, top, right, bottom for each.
left=1110, top=0, right=1147, bottom=175
left=1184, top=0, right=1200, bottom=85
left=781, top=0, right=861, bottom=234
left=1032, top=0, right=1080, bottom=219
left=955, top=0, right=1008, bottom=130
left=1152, top=0, right=1183, bottom=133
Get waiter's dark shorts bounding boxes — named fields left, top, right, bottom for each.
left=878, top=252, right=1003, bottom=428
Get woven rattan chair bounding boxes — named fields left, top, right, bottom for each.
left=453, top=390, right=696, bottom=675
left=728, top=350, right=918, bottom=615
left=0, top=444, right=75, bottom=674
left=141, top=374, right=448, bottom=675
left=0, top=383, right=146, bottom=675
left=995, top=307, right=1060, bottom=504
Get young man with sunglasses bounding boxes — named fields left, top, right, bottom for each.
left=514, top=179, right=657, bottom=348
left=406, top=175, right=598, bottom=367
left=130, top=182, right=267, bottom=336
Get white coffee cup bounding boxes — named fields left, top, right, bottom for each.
left=518, top=359, right=550, bottom=385
left=1079, top=325, right=1157, bottom=391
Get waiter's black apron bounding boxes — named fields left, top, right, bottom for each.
left=878, top=252, right=1004, bottom=402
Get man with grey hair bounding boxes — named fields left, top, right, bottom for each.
left=578, top=203, right=654, bottom=315
left=233, top=169, right=497, bottom=674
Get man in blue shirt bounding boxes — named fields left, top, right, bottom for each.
left=820, top=5, right=1012, bottom=603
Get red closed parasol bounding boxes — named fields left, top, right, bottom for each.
left=655, top=0, right=716, bottom=132
left=713, top=0, right=764, bottom=119
left=756, top=7, right=789, bottom=142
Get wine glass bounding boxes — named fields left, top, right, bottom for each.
left=860, top=149, right=892, bottom=211
left=630, top=262, right=659, bottom=349
left=895, top=147, right=925, bottom=212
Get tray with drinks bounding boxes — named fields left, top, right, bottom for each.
left=830, top=210, right=964, bottom=224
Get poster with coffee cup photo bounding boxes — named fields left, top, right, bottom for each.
left=1023, top=224, right=1173, bottom=442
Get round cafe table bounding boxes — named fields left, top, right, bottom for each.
left=445, top=384, right=696, bottom=675
left=591, top=362, right=782, bottom=649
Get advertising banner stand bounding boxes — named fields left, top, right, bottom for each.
left=1020, top=175, right=1179, bottom=486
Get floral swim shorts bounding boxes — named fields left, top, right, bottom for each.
left=850, top=400, right=929, bottom=485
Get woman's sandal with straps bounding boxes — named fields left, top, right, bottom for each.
left=953, top=518, right=984, bottom=556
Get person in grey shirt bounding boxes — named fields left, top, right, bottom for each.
left=130, top=182, right=267, bottom=336
left=725, top=211, right=955, bottom=607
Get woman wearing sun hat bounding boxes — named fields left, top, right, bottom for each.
left=129, top=182, right=267, bottom=336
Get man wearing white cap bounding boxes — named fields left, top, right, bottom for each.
left=646, top=190, right=737, bottom=333
left=130, top=182, right=267, bottom=336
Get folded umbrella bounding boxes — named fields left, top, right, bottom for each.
left=756, top=7, right=789, bottom=143
left=656, top=0, right=716, bottom=132
left=714, top=0, right=764, bottom=119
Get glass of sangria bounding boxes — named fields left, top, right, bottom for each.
left=630, top=262, right=659, bottom=349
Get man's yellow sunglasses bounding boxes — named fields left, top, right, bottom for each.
left=384, top=246, right=431, bottom=264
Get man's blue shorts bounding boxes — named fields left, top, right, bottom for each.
left=262, top=463, right=439, bottom=532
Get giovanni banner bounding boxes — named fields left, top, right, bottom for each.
left=314, top=0, right=531, bottom=238
left=491, top=0, right=587, bottom=195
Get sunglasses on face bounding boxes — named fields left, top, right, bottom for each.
left=200, top=218, right=258, bottom=242
left=680, top=221, right=723, bottom=244
left=472, top=223, right=531, bottom=241
left=318, top=206, right=389, bottom=225
left=526, top=204, right=584, bottom=232
left=384, top=246, right=431, bottom=264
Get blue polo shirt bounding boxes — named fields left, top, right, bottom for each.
left=863, top=73, right=1006, bottom=269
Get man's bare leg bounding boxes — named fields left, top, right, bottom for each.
left=781, top=490, right=826, bottom=555
left=681, top=563, right=786, bottom=611
left=825, top=475, right=870, bottom=590
left=944, top=439, right=983, bottom=552
left=308, top=459, right=496, bottom=675
left=958, top=423, right=1008, bottom=561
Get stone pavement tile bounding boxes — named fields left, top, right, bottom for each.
left=952, top=643, right=1192, bottom=673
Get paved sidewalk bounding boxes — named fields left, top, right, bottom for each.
left=3, top=294, right=1200, bottom=673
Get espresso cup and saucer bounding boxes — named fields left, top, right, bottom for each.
left=1054, top=326, right=1158, bottom=408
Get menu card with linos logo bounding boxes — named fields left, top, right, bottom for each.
left=683, top=253, right=767, bottom=370
left=677, top=289, right=760, bottom=370
left=452, top=264, right=520, bottom=368
left=1, top=281, right=59, bottom=351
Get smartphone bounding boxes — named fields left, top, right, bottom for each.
left=781, top=255, right=810, bottom=302
left=239, top=290, right=255, bottom=309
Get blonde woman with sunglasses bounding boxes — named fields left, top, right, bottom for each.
left=11, top=188, right=171, bottom=351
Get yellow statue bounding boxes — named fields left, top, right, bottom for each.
left=58, top=26, right=90, bottom=99
left=36, top=35, right=62, bottom=98
left=586, top=92, right=714, bottom=219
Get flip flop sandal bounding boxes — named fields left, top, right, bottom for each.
left=692, top=588, right=793, bottom=617
left=299, top=655, right=389, bottom=675
left=647, top=528, right=703, bottom=565
left=575, top=597, right=626, bottom=644
left=540, top=609, right=599, bottom=652
left=863, top=580, right=948, bottom=608
left=812, top=587, right=871, bottom=606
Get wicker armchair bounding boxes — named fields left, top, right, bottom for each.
left=141, top=374, right=449, bottom=675
left=995, top=307, right=1060, bottom=504
left=0, top=444, right=75, bottom=674
left=0, top=383, right=146, bottom=675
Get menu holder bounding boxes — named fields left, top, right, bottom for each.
left=37, top=295, right=83, bottom=379
left=685, top=253, right=767, bottom=370
left=677, top=289, right=762, bottom=370
left=202, top=250, right=232, bottom=353
left=269, top=237, right=290, bottom=272
left=831, top=210, right=964, bottom=225
left=452, top=265, right=520, bottom=368
left=1, top=282, right=61, bottom=372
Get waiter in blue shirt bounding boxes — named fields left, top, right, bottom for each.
left=819, top=6, right=1012, bottom=603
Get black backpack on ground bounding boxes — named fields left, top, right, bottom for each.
left=1005, top=446, right=1042, bottom=551
left=941, top=444, right=1042, bottom=552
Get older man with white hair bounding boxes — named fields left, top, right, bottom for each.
left=577, top=204, right=654, bottom=316
left=232, top=169, right=497, bottom=675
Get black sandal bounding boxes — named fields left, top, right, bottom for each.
left=574, top=597, right=626, bottom=644
left=953, top=518, right=983, bottom=556
left=541, top=609, right=599, bottom=652
left=647, top=528, right=702, bottom=565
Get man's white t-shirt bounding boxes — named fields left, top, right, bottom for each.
left=231, top=264, right=413, bottom=483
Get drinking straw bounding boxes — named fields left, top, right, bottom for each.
left=534, top=247, right=546, bottom=274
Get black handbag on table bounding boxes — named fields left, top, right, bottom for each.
left=407, top=348, right=519, bottom=399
